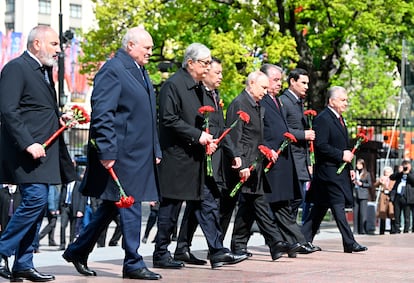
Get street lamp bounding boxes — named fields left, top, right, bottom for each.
left=58, top=0, right=65, bottom=108
left=58, top=0, right=74, bottom=108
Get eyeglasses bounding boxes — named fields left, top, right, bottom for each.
left=197, top=59, right=212, bottom=68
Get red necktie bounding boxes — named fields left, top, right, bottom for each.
left=272, top=96, right=280, bottom=110
left=339, top=116, right=345, bottom=128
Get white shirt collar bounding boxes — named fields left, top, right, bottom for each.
left=328, top=106, right=341, bottom=118
left=26, top=50, right=42, bottom=67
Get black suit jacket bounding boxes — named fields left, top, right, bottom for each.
left=224, top=90, right=265, bottom=194
left=279, top=89, right=311, bottom=182
left=307, top=107, right=353, bottom=207
left=0, top=51, right=75, bottom=184
left=260, top=94, right=302, bottom=202
left=203, top=87, right=239, bottom=190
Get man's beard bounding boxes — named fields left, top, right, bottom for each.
left=39, top=50, right=56, bottom=67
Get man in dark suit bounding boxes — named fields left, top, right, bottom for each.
left=278, top=68, right=314, bottom=222
left=154, top=43, right=247, bottom=269
left=173, top=57, right=241, bottom=265
left=260, top=64, right=316, bottom=257
left=62, top=27, right=163, bottom=280
left=59, top=180, right=86, bottom=250
left=0, top=25, right=75, bottom=282
left=302, top=86, right=368, bottom=253
left=223, top=70, right=292, bottom=260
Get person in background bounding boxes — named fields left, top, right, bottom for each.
left=38, top=185, right=60, bottom=248
left=142, top=201, right=159, bottom=244
left=62, top=27, right=162, bottom=280
left=59, top=179, right=86, bottom=250
left=0, top=184, right=21, bottom=237
left=352, top=158, right=372, bottom=235
left=389, top=160, right=414, bottom=233
left=0, top=25, right=76, bottom=282
left=374, top=166, right=396, bottom=235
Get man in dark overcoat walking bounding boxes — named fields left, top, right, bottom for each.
left=62, top=27, right=163, bottom=280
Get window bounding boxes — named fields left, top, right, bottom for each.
left=39, top=0, right=51, bottom=15
left=6, top=0, right=15, bottom=14
left=70, top=4, right=82, bottom=19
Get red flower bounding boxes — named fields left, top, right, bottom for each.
left=43, top=104, right=90, bottom=148
left=115, top=195, right=135, bottom=208
left=263, top=133, right=297, bottom=173
left=237, top=110, right=250, bottom=123
left=199, top=105, right=215, bottom=177
left=215, top=111, right=250, bottom=145
left=304, top=109, right=317, bottom=165
left=108, top=167, right=135, bottom=208
left=356, top=133, right=369, bottom=144
left=304, top=109, right=317, bottom=117
left=71, top=105, right=91, bottom=124
left=198, top=105, right=215, bottom=115
left=258, top=145, right=273, bottom=160
left=283, top=132, right=297, bottom=143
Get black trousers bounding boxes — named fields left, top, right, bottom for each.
left=174, top=201, right=200, bottom=254
left=269, top=200, right=306, bottom=245
left=154, top=185, right=225, bottom=261
left=230, top=193, right=283, bottom=252
left=219, top=189, right=238, bottom=241
left=302, top=202, right=356, bottom=248
left=60, top=205, right=76, bottom=246
left=393, top=194, right=410, bottom=233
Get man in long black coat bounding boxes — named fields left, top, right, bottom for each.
left=154, top=43, right=247, bottom=269
left=302, top=86, right=368, bottom=253
left=260, top=64, right=316, bottom=256
left=223, top=70, right=292, bottom=260
left=0, top=25, right=75, bottom=281
left=173, top=57, right=241, bottom=265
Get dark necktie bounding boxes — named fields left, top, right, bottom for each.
left=140, top=67, right=149, bottom=92
left=40, top=66, right=50, bottom=84
left=208, top=90, right=218, bottom=109
left=272, top=96, right=280, bottom=110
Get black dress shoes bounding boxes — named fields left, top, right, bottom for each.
left=298, top=242, right=321, bottom=254
left=153, top=256, right=184, bottom=269
left=0, top=255, right=11, bottom=279
left=344, top=242, right=368, bottom=253
left=11, top=268, right=55, bottom=282
left=270, top=241, right=290, bottom=260
left=209, top=251, right=248, bottom=269
left=287, top=242, right=302, bottom=258
left=174, top=251, right=207, bottom=265
left=62, top=253, right=97, bottom=276
left=123, top=267, right=162, bottom=280
left=232, top=248, right=253, bottom=258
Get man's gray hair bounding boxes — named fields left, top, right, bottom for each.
left=328, top=86, right=347, bottom=99
left=182, top=43, right=210, bottom=68
left=260, top=64, right=283, bottom=76
left=246, top=70, right=267, bottom=89
left=121, top=27, right=147, bottom=49
left=27, top=25, right=51, bottom=49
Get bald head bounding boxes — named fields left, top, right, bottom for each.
left=122, top=27, right=153, bottom=66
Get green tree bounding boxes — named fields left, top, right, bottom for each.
left=80, top=0, right=414, bottom=117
